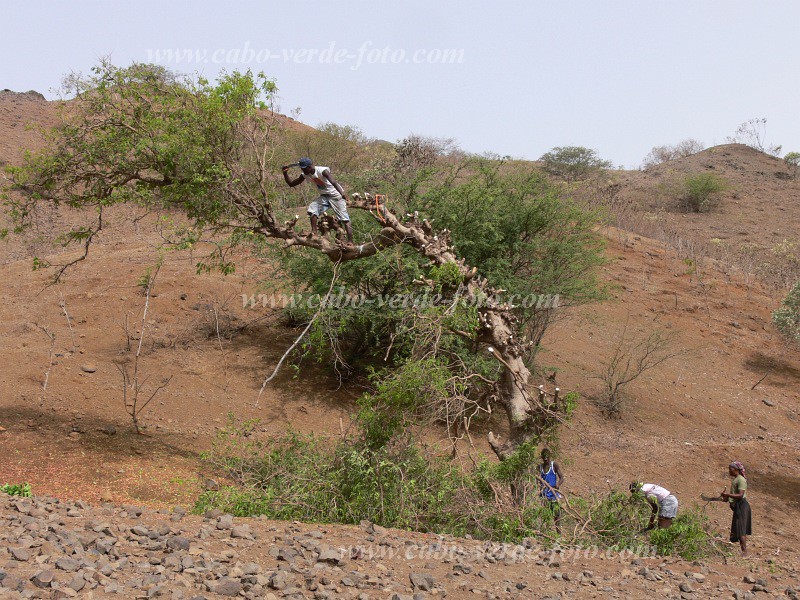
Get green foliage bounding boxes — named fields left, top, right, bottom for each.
left=539, top=146, right=612, bottom=181
left=648, top=511, right=719, bottom=560
left=493, top=441, right=539, bottom=483
left=574, top=489, right=646, bottom=549
left=429, top=262, right=463, bottom=290
left=357, top=358, right=455, bottom=449
left=198, top=416, right=721, bottom=557
left=571, top=491, right=720, bottom=559
left=773, top=280, right=800, bottom=343
left=199, top=416, right=551, bottom=541
left=0, top=482, right=32, bottom=497
left=414, top=159, right=607, bottom=351
left=197, top=415, right=467, bottom=533
left=264, top=155, right=605, bottom=439
left=273, top=241, right=432, bottom=371
left=419, top=160, right=606, bottom=303
left=32, top=256, right=49, bottom=271
left=682, top=173, right=727, bottom=212
left=8, top=60, right=278, bottom=252
left=785, top=152, right=800, bottom=179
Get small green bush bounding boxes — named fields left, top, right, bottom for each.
left=0, top=482, right=32, bottom=497
left=197, top=416, right=468, bottom=534
left=682, top=173, right=727, bottom=212
left=649, top=511, right=718, bottom=560
left=784, top=152, right=799, bottom=179
left=773, top=280, right=800, bottom=343
left=683, top=173, right=727, bottom=212
left=569, top=492, right=722, bottom=559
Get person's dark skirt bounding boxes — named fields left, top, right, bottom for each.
left=730, top=498, right=752, bottom=542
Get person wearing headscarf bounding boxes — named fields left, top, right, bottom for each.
left=721, top=461, right=751, bottom=556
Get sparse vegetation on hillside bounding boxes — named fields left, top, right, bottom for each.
left=773, top=280, right=800, bottom=344
left=727, top=117, right=782, bottom=157
left=681, top=173, right=727, bottom=213
left=784, top=151, right=800, bottom=179
left=641, top=139, right=704, bottom=169
left=585, top=143, right=800, bottom=289
left=284, top=122, right=382, bottom=179
left=0, top=82, right=793, bottom=568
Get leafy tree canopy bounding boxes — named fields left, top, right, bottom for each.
left=538, top=146, right=612, bottom=181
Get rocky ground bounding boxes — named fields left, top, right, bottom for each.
left=1, top=493, right=799, bottom=600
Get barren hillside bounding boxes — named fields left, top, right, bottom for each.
left=608, top=144, right=800, bottom=288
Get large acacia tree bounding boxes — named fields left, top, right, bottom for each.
left=7, top=61, right=591, bottom=459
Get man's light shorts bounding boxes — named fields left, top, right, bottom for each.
left=659, top=494, right=679, bottom=518
left=307, top=195, right=350, bottom=222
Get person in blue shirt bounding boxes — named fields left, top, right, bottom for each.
left=538, top=448, right=564, bottom=533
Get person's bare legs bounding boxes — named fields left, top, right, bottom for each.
left=309, top=215, right=318, bottom=236
left=554, top=505, right=562, bottom=535
left=658, top=517, right=673, bottom=529
left=740, top=535, right=748, bottom=556
left=342, top=221, right=353, bottom=244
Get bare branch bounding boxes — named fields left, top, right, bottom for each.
left=255, top=260, right=342, bottom=406
left=34, top=323, right=56, bottom=391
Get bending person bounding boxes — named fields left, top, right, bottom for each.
left=630, top=481, right=678, bottom=529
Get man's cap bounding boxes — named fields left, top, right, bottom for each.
left=298, top=157, right=313, bottom=168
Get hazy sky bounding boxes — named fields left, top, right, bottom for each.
left=2, top=1, right=799, bottom=167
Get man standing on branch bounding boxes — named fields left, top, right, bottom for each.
left=282, top=157, right=354, bottom=244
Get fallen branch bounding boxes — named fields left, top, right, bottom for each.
left=55, top=288, right=76, bottom=352
left=212, top=304, right=230, bottom=392
left=34, top=324, right=56, bottom=391
left=750, top=368, right=772, bottom=391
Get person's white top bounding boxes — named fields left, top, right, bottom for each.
left=302, top=166, right=339, bottom=197
left=641, top=483, right=671, bottom=502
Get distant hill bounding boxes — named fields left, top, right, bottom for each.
left=607, top=144, right=800, bottom=288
